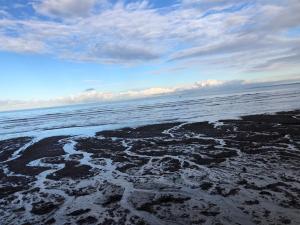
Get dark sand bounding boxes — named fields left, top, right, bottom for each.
left=0, top=110, right=300, bottom=225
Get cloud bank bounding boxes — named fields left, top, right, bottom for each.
left=0, top=79, right=245, bottom=111
left=0, top=0, right=299, bottom=70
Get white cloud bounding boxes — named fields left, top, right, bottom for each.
left=258, top=0, right=300, bottom=31
left=0, top=0, right=299, bottom=68
left=170, top=35, right=300, bottom=61
left=88, top=42, right=161, bottom=63
left=0, top=35, right=45, bottom=53
left=33, top=0, right=98, bottom=18
left=0, top=10, right=10, bottom=18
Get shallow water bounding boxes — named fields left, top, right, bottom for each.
left=0, top=82, right=300, bottom=140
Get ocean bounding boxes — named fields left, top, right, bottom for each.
left=1, top=81, right=300, bottom=140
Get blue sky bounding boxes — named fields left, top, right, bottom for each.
left=0, top=0, right=300, bottom=110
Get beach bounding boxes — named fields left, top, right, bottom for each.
left=0, top=110, right=299, bottom=225
left=1, top=0, right=300, bottom=224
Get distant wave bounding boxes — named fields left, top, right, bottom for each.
left=0, top=82, right=300, bottom=140
left=1, top=79, right=299, bottom=112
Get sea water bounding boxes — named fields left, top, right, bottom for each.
left=0, top=82, right=300, bottom=140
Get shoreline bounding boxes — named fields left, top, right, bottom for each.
left=0, top=110, right=300, bottom=225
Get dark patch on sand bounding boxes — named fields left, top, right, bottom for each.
left=31, top=201, right=60, bottom=215
left=96, top=122, right=181, bottom=138
left=7, top=136, right=68, bottom=176
left=0, top=137, right=32, bottom=162
left=47, top=160, right=94, bottom=180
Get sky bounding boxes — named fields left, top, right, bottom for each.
left=0, top=0, right=300, bottom=111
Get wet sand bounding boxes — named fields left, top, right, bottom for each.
left=0, top=110, right=300, bottom=225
